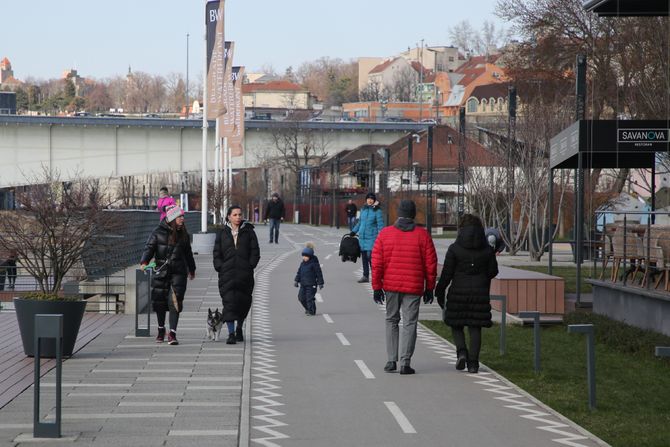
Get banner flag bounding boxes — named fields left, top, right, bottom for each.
left=205, top=0, right=226, bottom=119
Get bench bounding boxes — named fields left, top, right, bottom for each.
left=490, top=266, right=565, bottom=315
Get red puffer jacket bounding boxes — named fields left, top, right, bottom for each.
left=371, top=222, right=437, bottom=295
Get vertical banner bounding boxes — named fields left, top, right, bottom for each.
left=230, top=66, right=246, bottom=157
left=206, top=0, right=226, bottom=119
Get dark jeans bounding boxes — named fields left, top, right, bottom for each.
left=7, top=264, right=16, bottom=289
left=269, top=218, right=281, bottom=242
left=298, top=285, right=317, bottom=314
left=361, top=250, right=372, bottom=279
left=451, top=326, right=482, bottom=361
left=0, top=269, right=5, bottom=291
left=347, top=216, right=356, bottom=231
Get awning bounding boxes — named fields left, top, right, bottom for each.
left=583, top=0, right=668, bottom=16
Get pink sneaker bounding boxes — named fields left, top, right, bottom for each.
left=155, top=327, right=165, bottom=343
left=167, top=331, right=179, bottom=345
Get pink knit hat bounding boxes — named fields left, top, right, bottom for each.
left=165, top=205, right=184, bottom=223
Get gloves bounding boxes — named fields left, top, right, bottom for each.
left=373, top=289, right=385, bottom=305
left=319, top=284, right=324, bottom=290
left=435, top=289, right=445, bottom=309
left=423, top=290, right=434, bottom=305
left=294, top=282, right=299, bottom=288
left=349, top=232, right=356, bottom=237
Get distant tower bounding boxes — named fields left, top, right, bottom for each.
left=0, top=57, right=14, bottom=84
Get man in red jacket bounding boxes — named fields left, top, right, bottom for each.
left=371, top=200, right=437, bottom=375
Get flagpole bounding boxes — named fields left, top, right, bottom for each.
left=200, top=6, right=208, bottom=234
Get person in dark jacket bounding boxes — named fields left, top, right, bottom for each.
left=345, top=199, right=358, bottom=231
left=140, top=205, right=196, bottom=345
left=6, top=250, right=17, bottom=290
left=435, top=214, right=499, bottom=373
left=264, top=192, right=285, bottom=244
left=351, top=192, right=384, bottom=283
left=372, top=200, right=437, bottom=375
left=293, top=242, right=324, bottom=315
left=214, top=205, right=261, bottom=344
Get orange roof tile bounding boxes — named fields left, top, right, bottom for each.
left=0, top=57, right=10, bottom=67
left=369, top=58, right=396, bottom=74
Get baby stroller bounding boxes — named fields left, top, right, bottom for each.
left=339, top=234, right=361, bottom=263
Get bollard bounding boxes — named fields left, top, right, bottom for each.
left=568, top=324, right=596, bottom=410
left=519, top=311, right=541, bottom=373
left=135, top=269, right=152, bottom=337
left=33, top=314, right=63, bottom=438
left=655, top=346, right=670, bottom=358
left=490, top=295, right=507, bottom=355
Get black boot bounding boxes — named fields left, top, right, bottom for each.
left=235, top=326, right=244, bottom=342
left=226, top=333, right=237, bottom=345
left=467, top=360, right=479, bottom=374
left=456, top=349, right=468, bottom=371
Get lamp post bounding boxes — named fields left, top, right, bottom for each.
left=186, top=33, right=189, bottom=116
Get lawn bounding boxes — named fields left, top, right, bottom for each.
left=511, top=265, right=612, bottom=294
left=421, top=313, right=670, bottom=447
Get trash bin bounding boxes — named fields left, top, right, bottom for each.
left=294, top=210, right=300, bottom=224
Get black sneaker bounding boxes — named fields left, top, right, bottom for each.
left=167, top=331, right=178, bottom=345
left=456, top=349, right=468, bottom=371
left=235, top=327, right=244, bottom=342
left=226, top=333, right=237, bottom=345
left=399, top=365, right=415, bottom=375
left=384, top=361, right=397, bottom=372
left=156, top=327, right=166, bottom=343
left=467, top=361, right=479, bottom=374
left=357, top=277, right=369, bottom=283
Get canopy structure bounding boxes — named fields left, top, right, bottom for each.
left=583, top=0, right=669, bottom=16
left=549, top=120, right=670, bottom=305
left=550, top=120, right=670, bottom=170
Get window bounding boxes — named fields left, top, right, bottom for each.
left=448, top=56, right=454, bottom=62
left=467, top=98, right=478, bottom=113
left=490, top=98, right=495, bottom=112
left=498, top=98, right=504, bottom=111
left=481, top=99, right=487, bottom=113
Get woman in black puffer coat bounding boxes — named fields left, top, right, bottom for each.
left=213, top=205, right=260, bottom=345
left=140, top=205, right=196, bottom=345
left=435, top=214, right=498, bottom=373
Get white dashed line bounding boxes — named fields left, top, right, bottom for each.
left=315, top=293, right=324, bottom=303
left=325, top=254, right=332, bottom=260
left=384, top=401, right=417, bottom=434
left=335, top=332, right=351, bottom=346
left=354, top=360, right=375, bottom=379
left=323, top=313, right=334, bottom=323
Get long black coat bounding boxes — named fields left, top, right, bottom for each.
left=435, top=224, right=499, bottom=328
left=213, top=221, right=260, bottom=322
left=140, top=220, right=196, bottom=309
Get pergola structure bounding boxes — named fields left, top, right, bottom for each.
left=549, top=119, right=670, bottom=304
left=583, top=0, right=669, bottom=16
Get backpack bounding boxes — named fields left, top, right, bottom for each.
left=339, top=234, right=361, bottom=263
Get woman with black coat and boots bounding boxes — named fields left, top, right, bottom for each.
left=213, top=205, right=261, bottom=344
left=140, top=205, right=196, bottom=345
left=435, top=214, right=498, bottom=373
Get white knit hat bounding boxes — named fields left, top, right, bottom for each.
left=165, top=205, right=184, bottom=223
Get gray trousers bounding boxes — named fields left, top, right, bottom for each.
left=385, top=291, right=421, bottom=366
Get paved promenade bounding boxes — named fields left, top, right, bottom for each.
left=0, top=223, right=608, bottom=446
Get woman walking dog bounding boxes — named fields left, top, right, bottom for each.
left=140, top=205, right=196, bottom=345
left=213, top=205, right=260, bottom=344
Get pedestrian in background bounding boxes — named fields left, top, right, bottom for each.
left=345, top=199, right=358, bottom=231
left=435, top=213, right=499, bottom=374
left=214, top=205, right=260, bottom=344
left=156, top=186, right=176, bottom=221
left=351, top=192, right=384, bottom=283
left=294, top=242, right=324, bottom=316
left=371, top=200, right=437, bottom=375
left=6, top=250, right=17, bottom=290
left=140, top=205, right=196, bottom=345
left=264, top=192, right=285, bottom=244
left=254, top=205, right=260, bottom=223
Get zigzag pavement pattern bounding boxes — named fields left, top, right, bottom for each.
left=250, top=250, right=294, bottom=447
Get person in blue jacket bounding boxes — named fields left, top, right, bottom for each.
left=294, top=243, right=324, bottom=315
left=351, top=192, right=385, bottom=283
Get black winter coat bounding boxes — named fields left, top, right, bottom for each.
left=264, top=199, right=285, bottom=220
left=294, top=256, right=324, bottom=287
left=213, top=221, right=260, bottom=322
left=435, top=224, right=499, bottom=328
left=140, top=220, right=196, bottom=305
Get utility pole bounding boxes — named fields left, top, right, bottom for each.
left=426, top=125, right=434, bottom=233
left=418, top=39, right=424, bottom=123
left=186, top=33, right=189, bottom=116
left=506, top=86, right=517, bottom=246
left=458, top=107, right=466, bottom=216
left=575, top=54, right=587, bottom=306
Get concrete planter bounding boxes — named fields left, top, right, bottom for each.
left=13, top=297, right=86, bottom=358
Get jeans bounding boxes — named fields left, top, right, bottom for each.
left=451, top=326, right=482, bottom=361
left=385, top=292, right=421, bottom=366
left=269, top=218, right=281, bottom=242
left=347, top=216, right=356, bottom=231
left=298, top=285, right=317, bottom=314
left=361, top=250, right=371, bottom=279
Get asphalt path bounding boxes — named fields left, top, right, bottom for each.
left=248, top=223, right=606, bottom=447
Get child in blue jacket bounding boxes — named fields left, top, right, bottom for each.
left=294, top=243, right=324, bottom=315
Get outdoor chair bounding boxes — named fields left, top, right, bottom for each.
left=610, top=227, right=640, bottom=283
left=599, top=229, right=614, bottom=279
left=652, top=230, right=670, bottom=291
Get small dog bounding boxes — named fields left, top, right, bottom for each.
left=206, top=308, right=223, bottom=341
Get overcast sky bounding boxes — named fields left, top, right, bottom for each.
left=2, top=0, right=508, bottom=81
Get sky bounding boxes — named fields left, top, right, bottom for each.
left=2, top=0, right=509, bottom=81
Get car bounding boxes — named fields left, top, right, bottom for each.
left=420, top=119, right=437, bottom=124
left=143, top=113, right=160, bottom=118
left=309, top=117, right=325, bottom=122
left=339, top=117, right=358, bottom=122
left=73, top=111, right=91, bottom=117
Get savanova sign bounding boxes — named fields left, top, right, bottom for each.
left=618, top=128, right=669, bottom=146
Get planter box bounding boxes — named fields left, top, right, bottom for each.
left=13, top=298, right=86, bottom=358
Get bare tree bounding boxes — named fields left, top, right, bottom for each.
left=359, top=81, right=385, bottom=102
left=0, top=168, right=120, bottom=294
left=449, top=19, right=512, bottom=56
left=390, top=66, right=418, bottom=102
